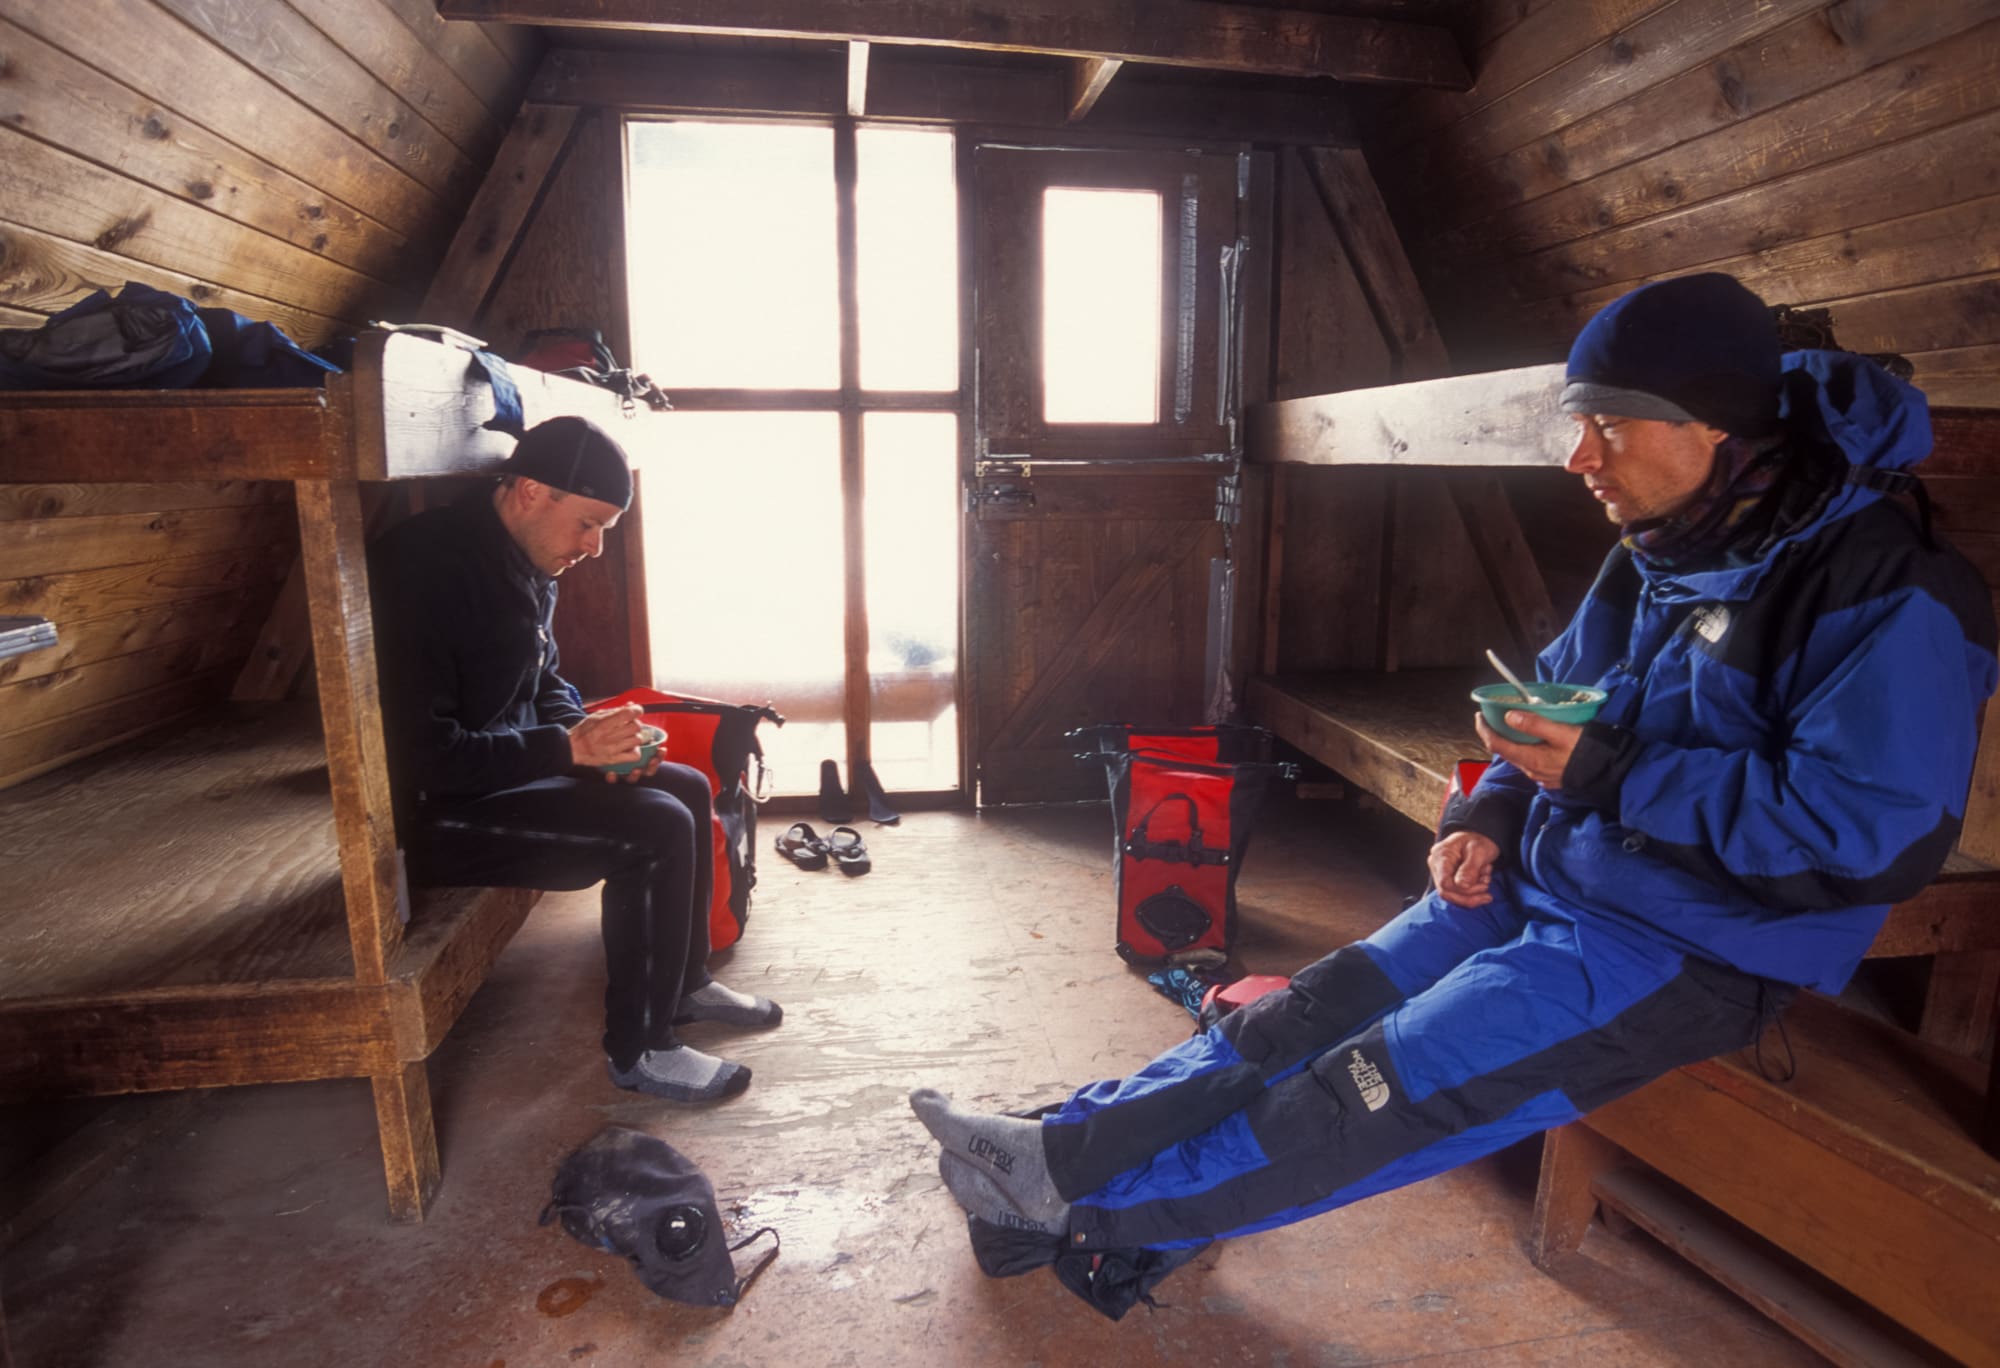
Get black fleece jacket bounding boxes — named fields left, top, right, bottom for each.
left=368, top=488, right=587, bottom=828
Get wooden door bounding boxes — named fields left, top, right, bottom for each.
left=967, top=143, right=1246, bottom=803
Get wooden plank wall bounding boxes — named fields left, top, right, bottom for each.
left=1261, top=145, right=1606, bottom=678
left=0, top=2, right=540, bottom=785
left=1367, top=0, right=2000, bottom=397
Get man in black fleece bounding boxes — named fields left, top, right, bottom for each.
left=369, top=415, right=780, bottom=1103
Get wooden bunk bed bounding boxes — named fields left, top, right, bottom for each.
left=1243, top=365, right=2000, bottom=1361
left=0, top=332, right=648, bottom=1221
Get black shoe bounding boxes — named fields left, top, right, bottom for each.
left=857, top=760, right=901, bottom=825
left=819, top=758, right=851, bottom=823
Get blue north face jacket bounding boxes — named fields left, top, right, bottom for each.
left=1020, top=352, right=1994, bottom=1262
left=1452, top=351, right=1999, bottom=993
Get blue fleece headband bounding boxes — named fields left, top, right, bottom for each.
left=1561, top=273, right=1782, bottom=437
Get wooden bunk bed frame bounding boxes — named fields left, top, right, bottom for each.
left=1243, top=364, right=2000, bottom=1361
left=0, top=331, right=648, bottom=1222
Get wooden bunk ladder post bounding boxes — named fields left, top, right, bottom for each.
left=295, top=473, right=436, bottom=1220
left=296, top=477, right=404, bottom=979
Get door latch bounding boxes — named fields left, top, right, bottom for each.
left=967, top=483, right=1037, bottom=512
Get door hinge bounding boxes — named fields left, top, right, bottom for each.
left=1214, top=471, right=1242, bottom=525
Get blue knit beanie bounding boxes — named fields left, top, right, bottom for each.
left=1561, top=273, right=1782, bottom=437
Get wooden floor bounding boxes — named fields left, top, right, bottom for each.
left=1, top=796, right=1822, bottom=1367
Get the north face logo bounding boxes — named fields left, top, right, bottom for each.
left=1347, top=1049, right=1391, bottom=1112
left=967, top=1135, right=1014, bottom=1174
left=1692, top=604, right=1731, bottom=643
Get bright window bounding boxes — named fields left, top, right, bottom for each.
left=858, top=128, right=958, bottom=391
left=626, top=122, right=838, bottom=389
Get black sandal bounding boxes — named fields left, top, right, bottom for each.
left=775, top=822, right=830, bottom=870
left=826, top=825, right=871, bottom=876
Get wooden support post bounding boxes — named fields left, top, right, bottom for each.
left=1374, top=472, right=1400, bottom=673
left=230, top=549, right=313, bottom=703
left=1068, top=56, right=1122, bottom=121
left=232, top=485, right=402, bottom=703
left=1959, top=692, right=2000, bottom=865
left=1445, top=473, right=1560, bottom=662
left=371, top=1060, right=440, bottom=1223
left=1298, top=146, right=1449, bottom=382
left=420, top=100, right=582, bottom=331
left=1528, top=1123, right=1622, bottom=1268
left=1259, top=465, right=1288, bottom=676
left=296, top=474, right=404, bottom=984
left=1919, top=948, right=2000, bottom=1060
left=835, top=122, right=872, bottom=776
left=846, top=40, right=870, bottom=116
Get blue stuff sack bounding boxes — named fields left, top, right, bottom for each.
left=197, top=308, right=341, bottom=388
left=0, top=282, right=211, bottom=390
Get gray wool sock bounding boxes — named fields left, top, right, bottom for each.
left=939, top=1153, right=1069, bottom=1236
left=607, top=1046, right=750, bottom=1103
left=908, top=1088, right=1067, bottom=1227
left=676, top=979, right=782, bottom=1028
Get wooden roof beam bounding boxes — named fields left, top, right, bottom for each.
left=1069, top=56, right=1122, bottom=122
left=531, top=46, right=1359, bottom=145
left=437, top=0, right=1472, bottom=88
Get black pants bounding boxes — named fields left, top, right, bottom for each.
left=404, top=763, right=714, bottom=1069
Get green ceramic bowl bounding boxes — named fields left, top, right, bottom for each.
left=1470, top=682, right=1607, bottom=745
left=600, top=723, right=665, bottom=776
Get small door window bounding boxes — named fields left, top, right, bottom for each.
left=1042, top=187, right=1162, bottom=424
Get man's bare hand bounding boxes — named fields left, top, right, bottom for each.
left=1476, top=711, right=1582, bottom=788
left=568, top=705, right=645, bottom=771
left=1429, top=830, right=1500, bottom=908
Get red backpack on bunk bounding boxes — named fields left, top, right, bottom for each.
left=589, top=688, right=782, bottom=952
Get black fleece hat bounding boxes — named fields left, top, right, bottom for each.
left=540, top=1126, right=777, bottom=1308
left=501, top=416, right=633, bottom=509
left=1561, top=272, right=1783, bottom=437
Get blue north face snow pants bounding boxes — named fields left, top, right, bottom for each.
left=1049, top=890, right=1787, bottom=1252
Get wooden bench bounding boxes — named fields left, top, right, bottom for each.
left=1531, top=996, right=2000, bottom=1366
left=0, top=331, right=653, bottom=1220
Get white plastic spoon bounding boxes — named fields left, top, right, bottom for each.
left=1486, top=648, right=1532, bottom=704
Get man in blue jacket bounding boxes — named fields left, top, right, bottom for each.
left=371, top=416, right=780, bottom=1105
left=910, top=273, right=1998, bottom=1265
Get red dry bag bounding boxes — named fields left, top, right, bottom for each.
left=589, top=687, right=782, bottom=952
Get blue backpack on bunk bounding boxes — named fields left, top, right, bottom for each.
left=0, top=282, right=210, bottom=390
left=0, top=284, right=344, bottom=391
left=197, top=308, right=342, bottom=388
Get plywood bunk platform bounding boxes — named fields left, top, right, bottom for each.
left=0, top=703, right=533, bottom=1097
left=0, top=332, right=645, bottom=1220
left=1247, top=667, right=1485, bottom=827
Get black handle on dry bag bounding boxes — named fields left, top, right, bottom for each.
left=1124, top=793, right=1230, bottom=866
